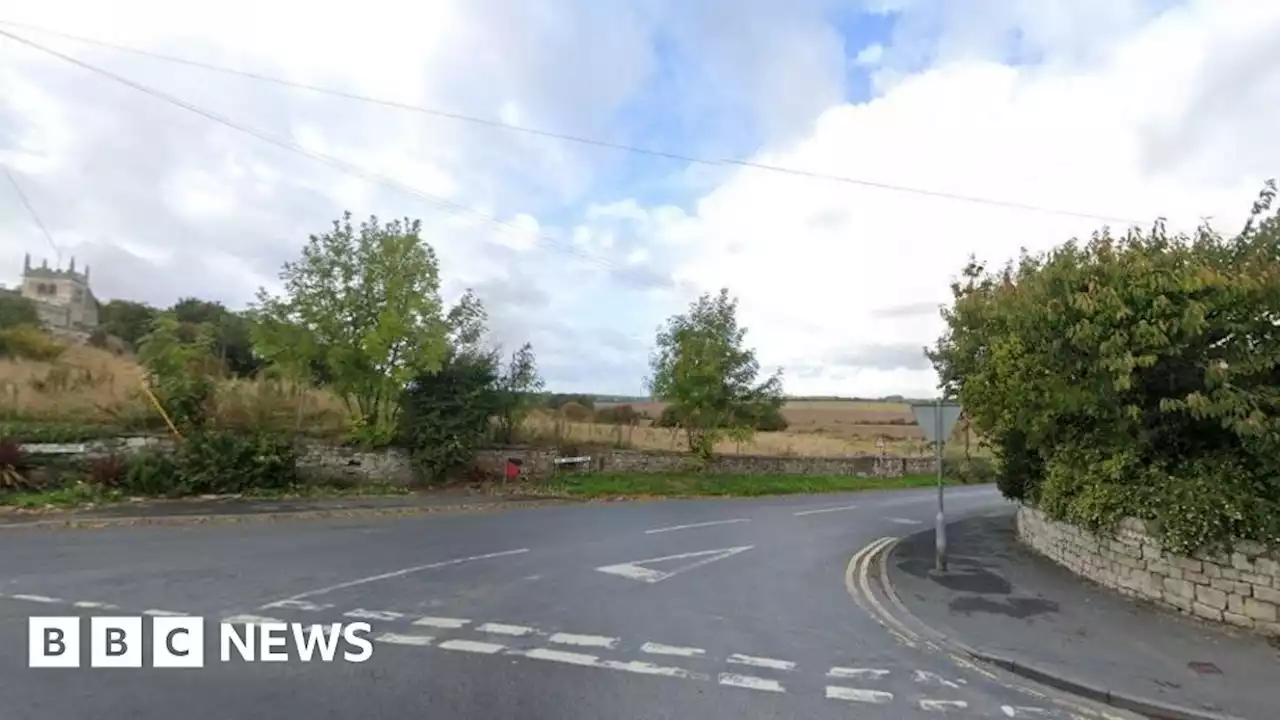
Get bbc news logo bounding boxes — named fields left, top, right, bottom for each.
left=28, top=616, right=373, bottom=668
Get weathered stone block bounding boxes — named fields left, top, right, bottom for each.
left=1211, top=578, right=1253, bottom=597
left=1222, top=611, right=1251, bottom=627
left=1171, top=556, right=1204, bottom=574
left=1192, top=602, right=1223, bottom=622
left=1239, top=571, right=1270, bottom=587
left=1232, top=553, right=1256, bottom=572
left=1184, top=571, right=1209, bottom=585
left=1243, top=598, right=1277, bottom=622
left=1254, top=586, right=1280, bottom=605
left=1201, top=563, right=1222, bottom=579
left=1196, top=585, right=1228, bottom=610
left=1164, top=593, right=1193, bottom=613
left=1228, top=594, right=1247, bottom=615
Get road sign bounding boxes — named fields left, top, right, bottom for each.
left=910, top=402, right=962, bottom=444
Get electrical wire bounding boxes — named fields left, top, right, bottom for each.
left=3, top=163, right=60, bottom=262
left=0, top=18, right=1150, bottom=226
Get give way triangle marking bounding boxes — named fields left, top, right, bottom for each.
left=595, top=545, right=754, bottom=584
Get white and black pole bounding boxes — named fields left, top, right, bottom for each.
left=934, top=396, right=946, bottom=572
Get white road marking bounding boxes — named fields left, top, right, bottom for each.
left=1001, top=707, right=1051, bottom=717
left=260, top=599, right=334, bottom=612
left=222, top=614, right=284, bottom=625
left=519, top=648, right=599, bottom=666
left=718, top=673, right=785, bottom=693
left=413, top=616, right=470, bottom=629
left=793, top=504, right=860, bottom=516
left=11, top=594, right=62, bottom=604
left=599, top=659, right=700, bottom=679
left=548, top=632, right=618, bottom=649
left=889, top=518, right=923, bottom=525
left=827, top=667, right=890, bottom=680
left=344, top=609, right=405, bottom=621
left=825, top=686, right=894, bottom=704
left=920, top=699, right=969, bottom=712
left=595, top=545, right=754, bottom=584
left=913, top=669, right=962, bottom=688
left=727, top=653, right=796, bottom=671
left=644, top=518, right=750, bottom=534
left=143, top=609, right=186, bottom=616
left=279, top=547, right=530, bottom=601
left=641, top=642, right=705, bottom=658
left=438, top=639, right=506, bottom=654
left=477, top=622, right=536, bottom=637
left=73, top=601, right=119, bottom=610
left=375, top=632, right=434, bottom=646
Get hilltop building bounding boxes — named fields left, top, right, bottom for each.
left=19, top=254, right=100, bottom=338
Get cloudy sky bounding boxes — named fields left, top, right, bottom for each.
left=0, top=0, right=1276, bottom=397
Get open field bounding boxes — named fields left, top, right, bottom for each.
left=0, top=341, right=976, bottom=458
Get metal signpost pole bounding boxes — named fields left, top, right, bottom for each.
left=934, top=397, right=947, bottom=572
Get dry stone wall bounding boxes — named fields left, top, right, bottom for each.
left=1017, top=506, right=1280, bottom=638
left=21, top=437, right=943, bottom=487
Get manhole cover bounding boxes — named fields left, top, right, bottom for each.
left=1187, top=661, right=1222, bottom=675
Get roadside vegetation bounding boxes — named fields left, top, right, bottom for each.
left=549, top=472, right=959, bottom=499
left=931, top=182, right=1280, bottom=554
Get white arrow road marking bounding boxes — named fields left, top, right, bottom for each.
left=644, top=518, right=750, bottom=534
left=826, top=686, right=894, bottom=704
left=11, top=594, right=61, bottom=603
left=1001, top=707, right=1051, bottom=717
left=889, top=518, right=923, bottom=525
left=595, top=545, right=754, bottom=583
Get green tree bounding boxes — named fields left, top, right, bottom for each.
left=137, top=312, right=220, bottom=432
left=493, top=343, right=544, bottom=444
left=0, top=294, right=39, bottom=329
left=99, top=300, right=158, bottom=347
left=647, top=288, right=784, bottom=458
left=171, top=298, right=261, bottom=377
left=251, top=212, right=458, bottom=445
left=929, top=181, right=1280, bottom=553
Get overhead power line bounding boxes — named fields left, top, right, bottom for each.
left=0, top=18, right=1149, bottom=226
left=0, top=27, right=853, bottom=343
left=3, top=163, right=60, bottom=262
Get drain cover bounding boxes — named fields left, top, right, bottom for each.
left=1187, top=661, right=1222, bottom=675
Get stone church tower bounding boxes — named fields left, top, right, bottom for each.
left=19, top=254, right=100, bottom=337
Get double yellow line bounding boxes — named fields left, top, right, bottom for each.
left=844, top=536, right=921, bottom=647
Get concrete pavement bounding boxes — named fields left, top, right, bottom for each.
left=887, top=509, right=1279, bottom=720
left=0, top=484, right=1117, bottom=719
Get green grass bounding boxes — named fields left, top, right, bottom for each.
left=548, top=472, right=981, bottom=499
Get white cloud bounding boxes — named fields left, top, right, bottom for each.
left=632, top=0, right=1280, bottom=397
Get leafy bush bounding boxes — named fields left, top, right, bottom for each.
left=654, top=402, right=787, bottom=432
left=172, top=430, right=298, bottom=495
left=0, top=324, right=66, bottom=362
left=122, top=450, right=179, bottom=496
left=930, top=182, right=1280, bottom=553
left=397, top=353, right=501, bottom=484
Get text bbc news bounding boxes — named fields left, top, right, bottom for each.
left=28, top=616, right=374, bottom=668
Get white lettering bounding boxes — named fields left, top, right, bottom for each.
left=291, top=624, right=342, bottom=662
left=220, top=624, right=254, bottom=662
left=260, top=623, right=289, bottom=661
left=342, top=622, right=373, bottom=662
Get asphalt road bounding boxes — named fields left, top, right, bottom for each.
left=0, top=484, right=1087, bottom=719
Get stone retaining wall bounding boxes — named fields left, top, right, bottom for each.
left=1017, top=506, right=1280, bottom=637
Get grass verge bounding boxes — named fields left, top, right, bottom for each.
left=0, top=481, right=412, bottom=510
left=548, top=472, right=984, bottom=499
